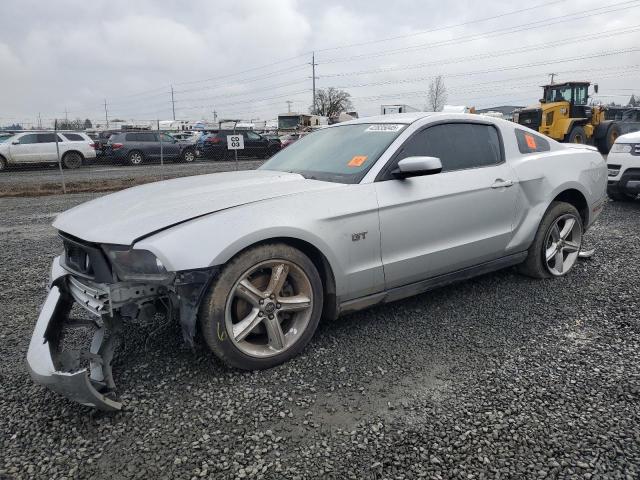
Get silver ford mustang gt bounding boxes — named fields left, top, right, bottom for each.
left=27, top=113, right=607, bottom=410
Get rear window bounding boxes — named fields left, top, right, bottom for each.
left=37, top=133, right=65, bottom=143
left=515, top=129, right=550, bottom=154
left=62, top=133, right=85, bottom=141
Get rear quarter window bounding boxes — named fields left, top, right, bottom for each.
left=515, top=129, right=550, bottom=154
left=62, top=133, right=85, bottom=141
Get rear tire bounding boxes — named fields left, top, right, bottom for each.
left=566, top=126, right=586, bottom=144
left=199, top=243, right=323, bottom=370
left=62, top=151, right=83, bottom=169
left=127, top=150, right=144, bottom=166
left=0, top=156, right=7, bottom=172
left=518, top=201, right=583, bottom=279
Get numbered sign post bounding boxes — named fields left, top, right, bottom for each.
left=227, top=134, right=244, bottom=171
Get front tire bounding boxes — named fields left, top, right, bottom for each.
left=181, top=148, right=196, bottom=163
left=200, top=243, right=323, bottom=370
left=518, top=201, right=583, bottom=279
left=566, top=126, right=586, bottom=144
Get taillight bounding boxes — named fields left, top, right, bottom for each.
left=89, top=143, right=97, bottom=149
left=206, top=137, right=221, bottom=144
left=111, top=143, right=124, bottom=150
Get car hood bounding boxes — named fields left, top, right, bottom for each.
left=53, top=170, right=340, bottom=245
left=618, top=130, right=640, bottom=143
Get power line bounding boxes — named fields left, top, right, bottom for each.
left=319, top=0, right=640, bottom=63
left=315, top=0, right=569, bottom=53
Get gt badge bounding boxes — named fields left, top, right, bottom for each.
left=352, top=232, right=367, bottom=242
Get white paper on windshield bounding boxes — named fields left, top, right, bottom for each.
left=365, top=124, right=404, bottom=132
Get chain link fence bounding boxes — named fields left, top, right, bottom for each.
left=0, top=119, right=283, bottom=198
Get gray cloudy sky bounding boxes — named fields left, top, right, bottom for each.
left=1, top=0, right=639, bottom=127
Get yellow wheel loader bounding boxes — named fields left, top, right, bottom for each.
left=515, top=81, right=620, bottom=154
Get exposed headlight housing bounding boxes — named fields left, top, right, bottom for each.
left=102, top=245, right=169, bottom=281
left=611, top=143, right=632, bottom=154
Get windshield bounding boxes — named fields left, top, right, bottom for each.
left=260, top=123, right=406, bottom=184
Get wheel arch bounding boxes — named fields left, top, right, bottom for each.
left=63, top=149, right=85, bottom=160
left=219, top=235, right=339, bottom=321
left=552, top=188, right=589, bottom=227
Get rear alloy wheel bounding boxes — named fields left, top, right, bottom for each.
left=200, top=243, right=323, bottom=370
left=182, top=148, right=196, bottom=163
left=518, top=201, right=583, bottom=278
left=62, top=151, right=83, bottom=169
left=127, top=150, right=144, bottom=166
left=567, top=126, right=586, bottom=144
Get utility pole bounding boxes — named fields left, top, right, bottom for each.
left=37, top=113, right=42, bottom=129
left=171, top=85, right=176, bottom=120
left=286, top=100, right=293, bottom=113
left=310, top=51, right=318, bottom=114
left=212, top=109, right=217, bottom=123
left=64, top=108, right=69, bottom=123
left=104, top=99, right=109, bottom=129
left=548, top=73, right=557, bottom=84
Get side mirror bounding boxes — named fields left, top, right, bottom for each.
left=392, top=156, right=442, bottom=179
left=539, top=98, right=546, bottom=104
left=11, top=141, right=19, bottom=145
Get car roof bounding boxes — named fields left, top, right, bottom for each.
left=336, top=112, right=508, bottom=127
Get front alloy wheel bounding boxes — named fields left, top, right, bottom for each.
left=226, top=260, right=313, bottom=357
left=200, top=243, right=323, bottom=370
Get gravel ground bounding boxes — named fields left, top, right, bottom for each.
left=1, top=193, right=639, bottom=479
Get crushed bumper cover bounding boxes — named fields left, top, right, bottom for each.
left=26, top=256, right=215, bottom=411
left=27, top=286, right=123, bottom=410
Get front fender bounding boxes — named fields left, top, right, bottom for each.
left=135, top=184, right=384, bottom=301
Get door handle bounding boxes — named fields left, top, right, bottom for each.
left=491, top=179, right=514, bottom=188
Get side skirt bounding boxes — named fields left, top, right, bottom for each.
left=338, top=252, right=527, bottom=315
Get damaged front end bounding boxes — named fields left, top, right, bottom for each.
left=27, top=233, right=215, bottom=411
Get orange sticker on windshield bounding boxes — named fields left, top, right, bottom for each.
left=348, top=155, right=368, bottom=167
left=525, top=133, right=537, bottom=149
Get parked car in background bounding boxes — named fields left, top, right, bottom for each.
left=171, top=131, right=202, bottom=143
left=106, top=131, right=196, bottom=165
left=280, top=132, right=305, bottom=148
left=606, top=130, right=640, bottom=201
left=90, top=130, right=118, bottom=158
left=28, top=112, right=606, bottom=410
left=196, top=130, right=281, bottom=160
left=0, top=131, right=95, bottom=171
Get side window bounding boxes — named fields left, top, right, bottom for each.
left=246, top=131, right=261, bottom=140
left=160, top=133, right=174, bottom=142
left=395, top=123, right=502, bottom=173
left=17, top=134, right=38, bottom=144
left=37, top=133, right=64, bottom=143
left=125, top=133, right=139, bottom=141
left=515, top=129, right=550, bottom=154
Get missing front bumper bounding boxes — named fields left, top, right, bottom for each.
left=27, top=286, right=123, bottom=410
left=27, top=257, right=216, bottom=411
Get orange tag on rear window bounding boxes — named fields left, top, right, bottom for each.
left=348, top=155, right=368, bottom=167
left=525, top=134, right=537, bottom=149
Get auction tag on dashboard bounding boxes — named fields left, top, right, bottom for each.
left=348, top=155, right=368, bottom=167
left=365, top=124, right=404, bottom=132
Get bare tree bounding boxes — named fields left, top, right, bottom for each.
left=426, top=75, right=447, bottom=112
left=311, top=87, right=353, bottom=117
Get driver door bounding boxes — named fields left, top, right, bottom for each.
left=9, top=133, right=40, bottom=163
left=375, top=122, right=519, bottom=289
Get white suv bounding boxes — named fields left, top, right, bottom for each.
left=607, top=131, right=640, bottom=201
left=0, top=131, right=96, bottom=171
